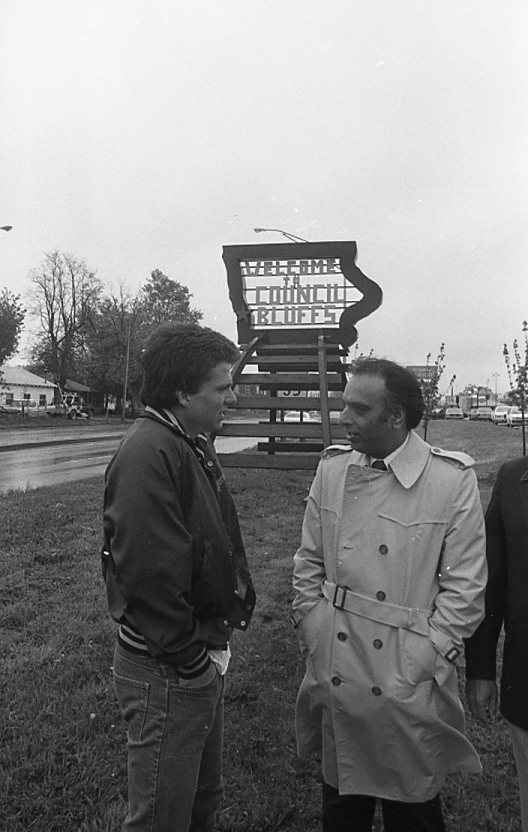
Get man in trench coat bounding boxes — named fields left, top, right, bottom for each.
left=291, top=358, right=487, bottom=832
left=465, top=456, right=528, bottom=832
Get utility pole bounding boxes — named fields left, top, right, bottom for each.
left=121, top=321, right=131, bottom=423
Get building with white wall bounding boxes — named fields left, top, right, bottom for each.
left=0, top=365, right=57, bottom=408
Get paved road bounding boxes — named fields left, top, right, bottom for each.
left=0, top=425, right=259, bottom=494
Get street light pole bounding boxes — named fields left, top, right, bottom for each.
left=492, top=372, right=499, bottom=404
left=253, top=227, right=309, bottom=243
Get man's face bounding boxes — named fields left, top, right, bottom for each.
left=339, top=373, right=404, bottom=458
left=177, top=362, right=237, bottom=436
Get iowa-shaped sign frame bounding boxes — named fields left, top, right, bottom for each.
left=223, top=240, right=382, bottom=348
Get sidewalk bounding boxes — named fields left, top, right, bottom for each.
left=0, top=420, right=127, bottom=451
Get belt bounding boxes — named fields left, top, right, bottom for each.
left=322, top=580, right=432, bottom=637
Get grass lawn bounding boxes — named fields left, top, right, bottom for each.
left=1, top=420, right=525, bottom=831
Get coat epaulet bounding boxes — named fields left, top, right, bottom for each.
left=321, top=444, right=352, bottom=460
left=430, top=446, right=475, bottom=469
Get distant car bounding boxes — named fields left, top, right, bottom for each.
left=506, top=406, right=526, bottom=427
left=431, top=407, right=445, bottom=419
left=492, top=404, right=511, bottom=425
left=0, top=403, right=22, bottom=414
left=474, top=406, right=494, bottom=421
left=308, top=409, right=342, bottom=423
left=444, top=406, right=465, bottom=420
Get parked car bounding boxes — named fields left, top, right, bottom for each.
left=48, top=393, right=94, bottom=419
left=506, top=406, right=526, bottom=427
left=474, top=406, right=494, bottom=421
left=492, top=404, right=511, bottom=425
left=283, top=411, right=314, bottom=422
left=431, top=407, right=446, bottom=419
left=308, top=409, right=342, bottom=423
left=0, top=403, right=22, bottom=414
left=444, top=406, right=465, bottom=420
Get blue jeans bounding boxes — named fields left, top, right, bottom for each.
left=113, top=643, right=224, bottom=832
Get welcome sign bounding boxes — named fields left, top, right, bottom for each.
left=239, top=257, right=361, bottom=329
left=223, top=241, right=382, bottom=347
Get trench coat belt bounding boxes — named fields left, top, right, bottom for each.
left=322, top=580, right=432, bottom=637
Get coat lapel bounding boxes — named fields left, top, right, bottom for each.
left=519, top=467, right=528, bottom=537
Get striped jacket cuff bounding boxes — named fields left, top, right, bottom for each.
left=177, top=647, right=211, bottom=679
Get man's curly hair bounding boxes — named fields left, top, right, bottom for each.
left=140, top=322, right=239, bottom=410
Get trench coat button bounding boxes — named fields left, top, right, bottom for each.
left=337, top=632, right=347, bottom=641
left=371, top=686, right=382, bottom=696
left=376, top=591, right=386, bottom=601
left=206, top=460, right=214, bottom=467
left=373, top=639, right=383, bottom=649
left=331, top=676, right=341, bottom=686
left=379, top=544, right=388, bottom=555
left=246, top=604, right=252, bottom=610
left=240, top=620, right=246, bottom=627
left=223, top=620, right=229, bottom=626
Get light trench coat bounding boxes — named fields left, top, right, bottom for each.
left=292, top=430, right=487, bottom=802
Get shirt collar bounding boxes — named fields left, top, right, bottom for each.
left=355, top=431, right=431, bottom=489
left=368, top=433, right=410, bottom=469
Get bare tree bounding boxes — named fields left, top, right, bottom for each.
left=29, top=251, right=102, bottom=401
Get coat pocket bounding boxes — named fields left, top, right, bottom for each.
left=299, top=597, right=326, bottom=657
left=401, top=628, right=437, bottom=686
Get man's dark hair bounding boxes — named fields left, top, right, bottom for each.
left=140, top=322, right=239, bottom=410
left=348, top=357, right=424, bottom=430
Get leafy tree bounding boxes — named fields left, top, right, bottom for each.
left=28, top=251, right=102, bottom=401
left=503, top=320, right=528, bottom=454
left=136, top=269, right=202, bottom=329
left=417, top=344, right=446, bottom=441
left=84, top=270, right=203, bottom=415
left=124, top=269, right=203, bottom=409
left=83, top=289, right=139, bottom=416
left=0, top=288, right=25, bottom=367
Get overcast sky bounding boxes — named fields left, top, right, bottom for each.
left=1, top=0, right=526, bottom=394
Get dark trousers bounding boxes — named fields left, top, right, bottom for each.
left=322, top=782, right=447, bottom=832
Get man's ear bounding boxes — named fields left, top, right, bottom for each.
left=175, top=390, right=191, bottom=408
left=390, top=406, right=406, bottom=429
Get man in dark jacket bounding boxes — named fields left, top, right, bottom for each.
left=103, top=322, right=256, bottom=832
left=465, top=456, right=528, bottom=832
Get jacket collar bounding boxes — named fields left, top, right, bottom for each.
left=386, top=430, right=431, bottom=489
left=350, top=430, right=430, bottom=489
left=143, top=406, right=210, bottom=465
left=519, top=465, right=528, bottom=531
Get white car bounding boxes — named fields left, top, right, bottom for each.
left=506, top=406, right=526, bottom=427
left=444, top=406, right=465, bottom=420
left=492, top=404, right=511, bottom=425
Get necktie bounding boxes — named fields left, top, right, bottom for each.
left=371, top=459, right=388, bottom=471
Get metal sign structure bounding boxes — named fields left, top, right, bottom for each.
left=223, top=240, right=382, bottom=348
left=218, top=240, right=383, bottom=469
